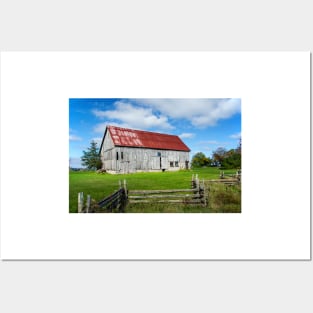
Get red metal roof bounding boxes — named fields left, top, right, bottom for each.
left=107, top=126, right=190, bottom=152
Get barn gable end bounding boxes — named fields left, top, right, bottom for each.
left=99, top=126, right=190, bottom=174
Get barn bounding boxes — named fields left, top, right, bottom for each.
left=99, top=125, right=190, bottom=174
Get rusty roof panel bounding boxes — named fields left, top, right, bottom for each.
left=107, top=126, right=190, bottom=152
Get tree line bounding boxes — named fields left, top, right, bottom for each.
left=191, top=139, right=241, bottom=169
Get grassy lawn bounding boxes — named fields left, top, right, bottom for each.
left=69, top=167, right=240, bottom=213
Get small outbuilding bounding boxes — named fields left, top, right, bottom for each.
left=99, top=126, right=190, bottom=174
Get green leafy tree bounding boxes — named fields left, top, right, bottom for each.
left=81, top=141, right=102, bottom=170
left=191, top=152, right=211, bottom=168
left=219, top=139, right=241, bottom=169
left=221, top=153, right=241, bottom=169
left=211, top=144, right=241, bottom=169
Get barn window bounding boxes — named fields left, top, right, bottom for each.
left=116, top=152, right=119, bottom=160
left=170, top=161, right=174, bottom=167
left=121, top=152, right=124, bottom=159
left=175, top=161, right=179, bottom=167
left=157, top=152, right=161, bottom=157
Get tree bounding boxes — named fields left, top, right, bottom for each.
left=236, top=137, right=241, bottom=155
left=211, top=145, right=241, bottom=169
left=212, top=147, right=227, bottom=166
left=221, top=152, right=241, bottom=169
left=218, top=142, right=241, bottom=169
left=81, top=141, right=102, bottom=170
left=191, top=152, right=211, bottom=168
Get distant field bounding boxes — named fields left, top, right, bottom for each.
left=69, top=167, right=240, bottom=213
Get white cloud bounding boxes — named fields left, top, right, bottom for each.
left=91, top=137, right=103, bottom=145
left=229, top=132, right=241, bottom=139
left=179, top=133, right=195, bottom=139
left=92, top=109, right=107, bottom=118
left=92, top=101, right=174, bottom=131
left=69, top=134, right=82, bottom=141
left=91, top=98, right=241, bottom=133
left=134, top=98, right=241, bottom=128
left=93, top=123, right=107, bottom=133
left=93, top=122, right=132, bottom=134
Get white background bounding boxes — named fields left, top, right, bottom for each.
left=1, top=51, right=310, bottom=260
left=0, top=1, right=312, bottom=313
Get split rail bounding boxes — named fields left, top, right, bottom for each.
left=128, top=174, right=206, bottom=206
left=77, top=173, right=242, bottom=213
left=78, top=180, right=127, bottom=213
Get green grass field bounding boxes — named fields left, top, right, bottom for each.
left=69, top=167, right=240, bottom=213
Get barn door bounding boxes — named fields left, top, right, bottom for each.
left=151, top=156, right=161, bottom=170
left=161, top=157, right=168, bottom=169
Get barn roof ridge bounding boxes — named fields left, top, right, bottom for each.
left=108, top=125, right=179, bottom=137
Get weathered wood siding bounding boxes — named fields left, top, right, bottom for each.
left=100, top=131, right=190, bottom=173
left=100, top=130, right=115, bottom=171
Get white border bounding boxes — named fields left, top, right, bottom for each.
left=0, top=52, right=310, bottom=259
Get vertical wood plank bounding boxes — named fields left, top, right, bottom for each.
left=202, top=179, right=207, bottom=206
left=78, top=192, right=84, bottom=213
left=123, top=179, right=127, bottom=195
left=86, top=195, right=91, bottom=213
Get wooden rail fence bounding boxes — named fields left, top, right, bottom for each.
left=128, top=174, right=207, bottom=206
left=219, top=170, right=241, bottom=181
left=78, top=180, right=127, bottom=213
left=77, top=173, right=242, bottom=212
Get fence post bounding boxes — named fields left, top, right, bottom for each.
left=121, top=180, right=127, bottom=212
left=195, top=176, right=200, bottom=196
left=236, top=171, right=241, bottom=182
left=123, top=179, right=127, bottom=195
left=86, top=195, right=91, bottom=213
left=202, top=179, right=207, bottom=206
left=78, top=192, right=84, bottom=213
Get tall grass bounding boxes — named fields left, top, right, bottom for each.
left=206, top=183, right=241, bottom=213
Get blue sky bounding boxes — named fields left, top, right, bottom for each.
left=69, top=98, right=241, bottom=168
